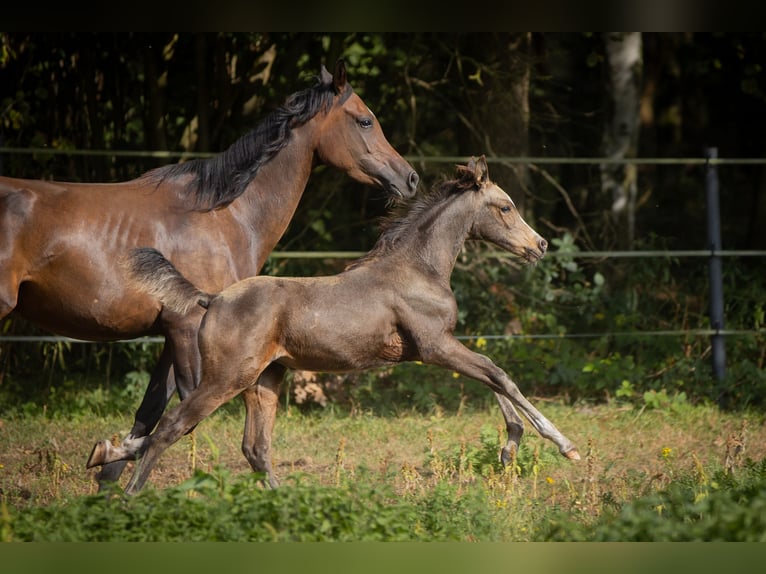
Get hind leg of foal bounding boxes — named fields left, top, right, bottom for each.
left=124, top=368, right=257, bottom=495
left=425, top=336, right=579, bottom=460
left=94, top=345, right=175, bottom=488
left=494, top=393, right=525, bottom=466
left=92, top=312, right=202, bottom=487
left=241, top=363, right=285, bottom=488
left=165, top=310, right=205, bottom=400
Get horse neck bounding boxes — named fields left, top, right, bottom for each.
left=397, top=194, right=474, bottom=282
left=230, top=123, right=317, bottom=263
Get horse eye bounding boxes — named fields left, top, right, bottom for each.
left=500, top=206, right=512, bottom=214
left=358, top=117, right=373, bottom=129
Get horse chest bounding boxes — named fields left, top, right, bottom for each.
left=402, top=289, right=458, bottom=329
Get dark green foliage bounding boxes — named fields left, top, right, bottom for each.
left=4, top=467, right=501, bottom=542
left=1, top=33, right=765, bottom=412
left=539, top=458, right=766, bottom=541
left=7, top=444, right=766, bottom=542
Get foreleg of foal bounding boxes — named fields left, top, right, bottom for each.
left=241, top=363, right=286, bottom=488
left=427, top=336, right=580, bottom=460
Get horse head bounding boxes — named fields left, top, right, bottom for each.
left=465, top=155, right=548, bottom=263
left=315, top=60, right=419, bottom=200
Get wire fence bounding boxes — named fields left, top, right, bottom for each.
left=1, top=148, right=765, bottom=347
left=4, top=146, right=766, bottom=166
left=3, top=246, right=764, bottom=344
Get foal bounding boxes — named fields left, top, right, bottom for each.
left=88, top=156, right=579, bottom=493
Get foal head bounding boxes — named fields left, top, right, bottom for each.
left=313, top=60, right=419, bottom=200
left=461, top=156, right=548, bottom=262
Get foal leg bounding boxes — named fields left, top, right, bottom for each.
left=94, top=345, right=175, bottom=488
left=425, top=336, right=580, bottom=460
left=91, top=311, right=203, bottom=485
left=494, top=393, right=525, bottom=466
left=164, top=310, right=206, bottom=400
left=241, top=363, right=286, bottom=488
left=123, top=370, right=258, bottom=495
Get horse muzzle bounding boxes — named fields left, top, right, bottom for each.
left=360, top=157, right=419, bottom=200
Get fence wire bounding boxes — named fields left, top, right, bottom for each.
left=2, top=248, right=764, bottom=344
left=4, top=147, right=766, bottom=166
left=1, top=149, right=764, bottom=344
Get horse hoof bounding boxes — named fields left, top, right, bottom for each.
left=86, top=440, right=109, bottom=468
left=562, top=447, right=581, bottom=461
left=499, top=444, right=517, bottom=467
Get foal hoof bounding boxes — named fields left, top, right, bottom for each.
left=499, top=444, right=518, bottom=467
left=86, top=440, right=109, bottom=468
left=562, top=447, right=581, bottom=461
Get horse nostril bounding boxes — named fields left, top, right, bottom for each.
left=408, top=171, right=420, bottom=191
left=539, top=238, right=548, bottom=252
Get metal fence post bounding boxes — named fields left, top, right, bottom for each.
left=705, top=147, right=726, bottom=381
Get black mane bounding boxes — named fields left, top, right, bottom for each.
left=144, top=74, right=351, bottom=212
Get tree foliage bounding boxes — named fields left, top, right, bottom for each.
left=1, top=33, right=764, bottom=407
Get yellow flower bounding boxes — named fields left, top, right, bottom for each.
left=452, top=372, right=460, bottom=379
left=661, top=447, right=672, bottom=459
left=475, top=337, right=487, bottom=350
left=545, top=476, right=554, bottom=484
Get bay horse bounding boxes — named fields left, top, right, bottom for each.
left=88, top=156, right=580, bottom=494
left=0, top=60, right=419, bottom=488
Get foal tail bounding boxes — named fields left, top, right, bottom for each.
left=128, top=247, right=212, bottom=315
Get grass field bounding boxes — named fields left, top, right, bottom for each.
left=2, top=390, right=765, bottom=541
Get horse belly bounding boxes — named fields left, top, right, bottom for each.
left=276, top=324, right=415, bottom=373
left=14, top=280, right=160, bottom=341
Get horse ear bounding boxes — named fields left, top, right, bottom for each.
left=476, top=155, right=489, bottom=184
left=320, top=64, right=333, bottom=85
left=456, top=158, right=476, bottom=186
left=333, top=59, right=348, bottom=94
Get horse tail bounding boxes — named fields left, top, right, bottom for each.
left=128, top=247, right=212, bottom=314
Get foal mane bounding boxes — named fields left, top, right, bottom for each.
left=145, top=73, right=352, bottom=212
left=346, top=166, right=479, bottom=270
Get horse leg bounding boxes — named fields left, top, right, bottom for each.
left=494, top=393, right=525, bottom=466
left=241, top=363, right=286, bottom=488
left=424, top=336, right=580, bottom=460
left=91, top=310, right=202, bottom=484
left=123, top=366, right=260, bottom=495
left=93, top=344, right=175, bottom=488
left=165, top=311, right=205, bottom=401
left=90, top=366, right=256, bottom=492
left=0, top=270, right=19, bottom=325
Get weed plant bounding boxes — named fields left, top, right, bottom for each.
left=2, top=399, right=765, bottom=542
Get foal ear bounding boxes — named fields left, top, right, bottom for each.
left=457, top=155, right=489, bottom=190
left=332, top=59, right=348, bottom=94
left=456, top=158, right=476, bottom=187
left=475, top=155, right=489, bottom=185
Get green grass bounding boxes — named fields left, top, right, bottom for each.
left=1, top=390, right=765, bottom=541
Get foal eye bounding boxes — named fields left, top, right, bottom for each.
left=500, top=206, right=512, bottom=214
left=358, top=117, right=374, bottom=129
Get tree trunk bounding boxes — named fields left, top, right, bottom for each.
left=458, top=33, right=532, bottom=215
left=143, top=39, right=168, bottom=156
left=194, top=33, right=211, bottom=153
left=601, top=32, right=643, bottom=249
